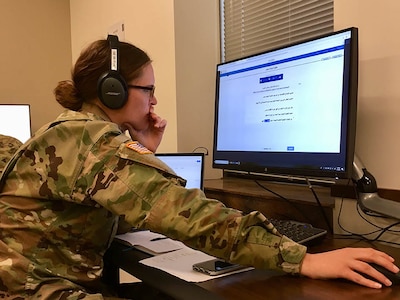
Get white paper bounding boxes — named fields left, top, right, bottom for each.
left=116, top=230, right=165, bottom=244
left=115, top=230, right=184, bottom=255
left=139, top=247, right=253, bottom=282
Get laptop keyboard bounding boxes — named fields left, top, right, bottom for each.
left=269, top=219, right=327, bottom=244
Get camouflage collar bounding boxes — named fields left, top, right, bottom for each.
left=80, top=102, right=111, bottom=122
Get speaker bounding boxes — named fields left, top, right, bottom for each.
left=97, top=35, right=128, bottom=109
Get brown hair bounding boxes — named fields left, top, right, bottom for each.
left=54, top=39, right=151, bottom=110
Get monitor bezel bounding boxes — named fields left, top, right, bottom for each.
left=212, top=27, right=359, bottom=181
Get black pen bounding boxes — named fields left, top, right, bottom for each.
left=150, top=237, right=168, bottom=242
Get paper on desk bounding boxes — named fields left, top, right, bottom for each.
left=139, top=247, right=253, bottom=282
left=115, top=230, right=184, bottom=255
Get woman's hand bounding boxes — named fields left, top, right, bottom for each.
left=123, top=112, right=167, bottom=153
left=300, top=248, right=399, bottom=288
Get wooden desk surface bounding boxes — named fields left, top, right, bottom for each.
left=105, top=178, right=400, bottom=299
left=196, top=237, right=400, bottom=300
left=106, top=237, right=400, bottom=300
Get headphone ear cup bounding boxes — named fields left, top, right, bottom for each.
left=97, top=70, right=128, bottom=109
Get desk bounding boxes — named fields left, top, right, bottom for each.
left=105, top=237, right=400, bottom=300
left=203, top=177, right=335, bottom=231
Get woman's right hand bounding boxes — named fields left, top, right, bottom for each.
left=123, top=112, right=167, bottom=153
left=300, top=247, right=399, bottom=288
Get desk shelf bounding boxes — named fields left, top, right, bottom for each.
left=203, top=177, right=334, bottom=232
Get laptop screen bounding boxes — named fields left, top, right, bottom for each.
left=155, top=153, right=205, bottom=190
left=0, top=104, right=32, bottom=143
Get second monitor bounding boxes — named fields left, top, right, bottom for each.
left=156, top=153, right=205, bottom=190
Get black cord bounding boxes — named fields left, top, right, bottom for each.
left=254, top=179, right=313, bottom=223
left=352, top=181, right=400, bottom=233
left=339, top=198, right=392, bottom=236
left=372, top=220, right=400, bottom=241
left=351, top=181, right=390, bottom=219
left=356, top=203, right=400, bottom=233
left=335, top=180, right=400, bottom=246
left=192, top=146, right=209, bottom=155
left=306, top=178, right=333, bottom=234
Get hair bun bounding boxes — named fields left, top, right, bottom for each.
left=54, top=80, right=82, bottom=111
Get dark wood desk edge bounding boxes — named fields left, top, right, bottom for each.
left=203, top=177, right=335, bottom=231
left=105, top=241, right=224, bottom=300
left=203, top=177, right=335, bottom=206
left=105, top=237, right=400, bottom=300
left=204, top=177, right=400, bottom=203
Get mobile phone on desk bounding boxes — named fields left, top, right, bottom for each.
left=193, top=258, right=247, bottom=276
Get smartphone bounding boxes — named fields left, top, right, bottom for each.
left=192, top=258, right=247, bottom=276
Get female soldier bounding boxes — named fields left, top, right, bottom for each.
left=0, top=36, right=397, bottom=299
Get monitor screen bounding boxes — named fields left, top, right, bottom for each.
left=156, top=153, right=205, bottom=189
left=213, top=27, right=358, bottom=180
left=0, top=104, right=32, bottom=143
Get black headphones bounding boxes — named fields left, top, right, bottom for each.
left=97, top=35, right=128, bottom=109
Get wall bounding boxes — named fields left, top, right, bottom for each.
left=335, top=0, right=400, bottom=190
left=332, top=0, right=400, bottom=243
left=172, top=0, right=400, bottom=185
left=173, top=0, right=222, bottom=179
left=0, top=0, right=71, bottom=133
left=69, top=0, right=178, bottom=153
left=69, top=0, right=221, bottom=177
left=1, top=0, right=399, bottom=188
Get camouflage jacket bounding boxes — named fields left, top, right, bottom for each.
left=0, top=103, right=306, bottom=299
left=0, top=134, right=22, bottom=175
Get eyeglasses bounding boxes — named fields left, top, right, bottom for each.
left=127, top=84, right=156, bottom=98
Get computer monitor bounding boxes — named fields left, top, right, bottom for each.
left=156, top=153, right=205, bottom=189
left=213, top=27, right=358, bottom=181
left=0, top=104, right=32, bottom=143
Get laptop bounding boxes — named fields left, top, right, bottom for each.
left=155, top=153, right=205, bottom=190
left=0, top=104, right=32, bottom=143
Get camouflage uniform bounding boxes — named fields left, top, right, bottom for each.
left=0, top=134, right=22, bottom=175
left=0, top=103, right=306, bottom=299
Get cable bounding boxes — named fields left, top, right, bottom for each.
left=306, top=178, right=333, bottom=234
left=335, top=180, right=400, bottom=246
left=372, top=221, right=400, bottom=241
left=351, top=181, right=391, bottom=219
left=254, top=179, right=313, bottom=223
left=338, top=191, right=383, bottom=237
left=352, top=181, right=400, bottom=233
left=336, top=181, right=384, bottom=238
left=356, top=203, right=400, bottom=233
left=192, top=146, right=209, bottom=155
left=333, top=234, right=400, bottom=247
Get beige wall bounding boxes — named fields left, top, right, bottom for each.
left=69, top=0, right=178, bottom=153
left=335, top=0, right=400, bottom=189
left=173, top=0, right=221, bottom=179
left=69, top=0, right=221, bottom=178
left=0, top=0, right=70, bottom=133
left=1, top=0, right=399, bottom=189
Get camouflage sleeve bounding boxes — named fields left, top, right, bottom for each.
left=0, top=135, right=22, bottom=175
left=79, top=134, right=307, bottom=274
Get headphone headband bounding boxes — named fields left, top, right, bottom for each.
left=97, top=35, right=128, bottom=109
left=108, top=35, right=119, bottom=72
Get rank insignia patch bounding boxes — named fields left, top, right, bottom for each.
left=126, top=141, right=153, bottom=154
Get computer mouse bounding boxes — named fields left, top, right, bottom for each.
left=369, top=263, right=400, bottom=286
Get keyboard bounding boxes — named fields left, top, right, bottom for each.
left=269, top=219, right=327, bottom=244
